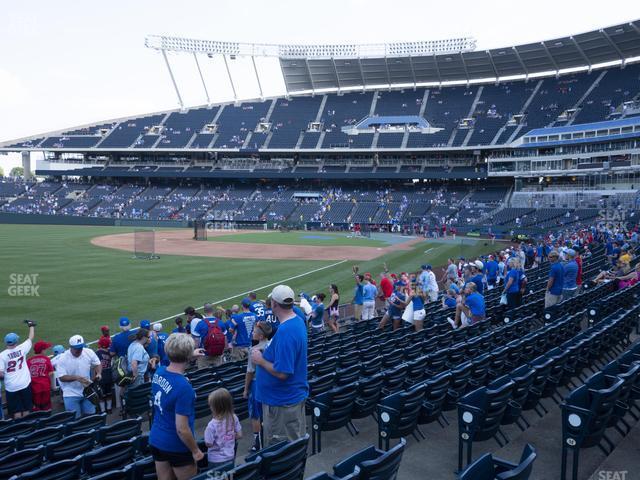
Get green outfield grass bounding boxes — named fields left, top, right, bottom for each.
left=208, top=230, right=389, bottom=247
left=0, top=224, right=495, bottom=345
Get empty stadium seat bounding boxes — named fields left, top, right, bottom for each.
left=192, top=457, right=262, bottom=480
left=245, top=434, right=309, bottom=480
left=122, top=383, right=152, bottom=425
left=11, top=456, right=83, bottom=480
left=458, top=443, right=537, bottom=480
left=45, top=431, right=96, bottom=463
left=333, top=438, right=406, bottom=480
left=82, top=439, right=137, bottom=477
left=97, top=418, right=142, bottom=445
left=0, top=446, right=45, bottom=478
left=310, top=382, right=359, bottom=454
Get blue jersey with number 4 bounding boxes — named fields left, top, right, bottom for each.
left=150, top=366, right=195, bottom=453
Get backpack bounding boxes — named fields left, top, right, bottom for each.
left=114, top=355, right=133, bottom=387
left=204, top=318, right=226, bottom=357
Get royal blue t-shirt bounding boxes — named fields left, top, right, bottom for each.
left=412, top=294, right=424, bottom=310
left=549, top=262, right=565, bottom=295
left=150, top=366, right=195, bottom=453
left=563, top=260, right=578, bottom=290
left=250, top=301, right=266, bottom=322
left=264, top=308, right=279, bottom=332
left=363, top=283, right=377, bottom=302
left=353, top=284, right=364, bottom=305
left=110, top=331, right=132, bottom=357
left=157, top=332, right=169, bottom=366
left=194, top=319, right=210, bottom=347
left=469, top=274, right=484, bottom=295
left=505, top=270, right=520, bottom=293
left=293, top=305, right=306, bottom=321
left=444, top=297, right=457, bottom=309
left=465, top=292, right=486, bottom=316
left=310, top=303, right=325, bottom=328
left=146, top=336, right=158, bottom=357
left=230, top=313, right=251, bottom=347
left=256, top=315, right=308, bottom=406
left=485, top=260, right=499, bottom=280
left=388, top=291, right=406, bottom=317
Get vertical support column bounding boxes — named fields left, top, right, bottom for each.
left=251, top=56, right=263, bottom=99
left=162, top=50, right=184, bottom=109
left=21, top=151, right=32, bottom=179
left=193, top=52, right=210, bottom=105
left=223, top=55, right=238, bottom=101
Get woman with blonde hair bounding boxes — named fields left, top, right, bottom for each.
left=149, top=334, right=204, bottom=480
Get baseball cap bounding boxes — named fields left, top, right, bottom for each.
left=140, top=320, right=151, bottom=329
left=33, top=340, right=53, bottom=354
left=97, top=336, right=111, bottom=349
left=152, top=323, right=162, bottom=332
left=52, top=345, right=65, bottom=355
left=100, top=325, right=110, bottom=333
left=4, top=333, right=19, bottom=345
left=566, top=249, right=576, bottom=257
left=119, top=317, right=130, bottom=327
left=421, top=264, right=428, bottom=269
left=184, top=306, right=196, bottom=316
left=271, top=285, right=295, bottom=305
left=241, top=298, right=251, bottom=308
left=69, top=335, right=85, bottom=349
left=474, top=260, right=484, bottom=270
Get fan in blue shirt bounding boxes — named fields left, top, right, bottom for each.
left=110, top=317, right=133, bottom=357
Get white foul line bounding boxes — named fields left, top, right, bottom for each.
left=86, top=258, right=348, bottom=345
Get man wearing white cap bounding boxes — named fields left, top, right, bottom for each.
left=251, top=284, right=308, bottom=446
left=0, top=320, right=36, bottom=418
left=56, top=334, right=102, bottom=418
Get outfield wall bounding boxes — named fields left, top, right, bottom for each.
left=0, top=213, right=188, bottom=229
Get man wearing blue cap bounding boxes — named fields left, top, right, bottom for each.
left=110, top=317, right=132, bottom=409
left=0, top=321, right=36, bottom=418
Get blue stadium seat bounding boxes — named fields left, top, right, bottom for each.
left=82, top=439, right=137, bottom=477
left=245, top=434, right=309, bottom=480
left=11, top=456, right=83, bottom=480
left=333, top=438, right=406, bottom=480
left=97, top=418, right=142, bottom=445
left=45, top=431, right=96, bottom=462
left=458, top=443, right=537, bottom=480
left=192, top=457, right=262, bottom=480
left=65, top=413, right=107, bottom=436
left=15, top=425, right=64, bottom=450
left=457, top=376, right=515, bottom=470
left=0, top=446, right=45, bottom=478
left=377, top=382, right=426, bottom=450
left=560, top=373, right=624, bottom=480
left=310, top=382, right=359, bottom=454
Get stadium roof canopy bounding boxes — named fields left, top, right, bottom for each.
left=147, top=20, right=640, bottom=95
left=282, top=21, right=640, bottom=91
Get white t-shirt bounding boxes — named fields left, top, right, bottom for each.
left=426, top=271, right=438, bottom=292
left=55, top=348, right=100, bottom=397
left=190, top=318, right=202, bottom=337
left=0, top=339, right=33, bottom=392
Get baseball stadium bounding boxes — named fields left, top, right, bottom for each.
left=0, top=4, right=640, bottom=480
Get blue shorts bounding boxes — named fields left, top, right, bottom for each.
left=248, top=381, right=262, bottom=420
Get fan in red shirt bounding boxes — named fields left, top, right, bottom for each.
left=28, top=340, right=54, bottom=411
left=379, top=272, right=394, bottom=302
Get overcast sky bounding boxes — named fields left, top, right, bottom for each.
left=0, top=1, right=636, bottom=169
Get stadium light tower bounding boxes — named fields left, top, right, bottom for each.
left=145, top=34, right=476, bottom=105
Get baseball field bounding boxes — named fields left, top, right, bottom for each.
left=0, top=224, right=498, bottom=345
